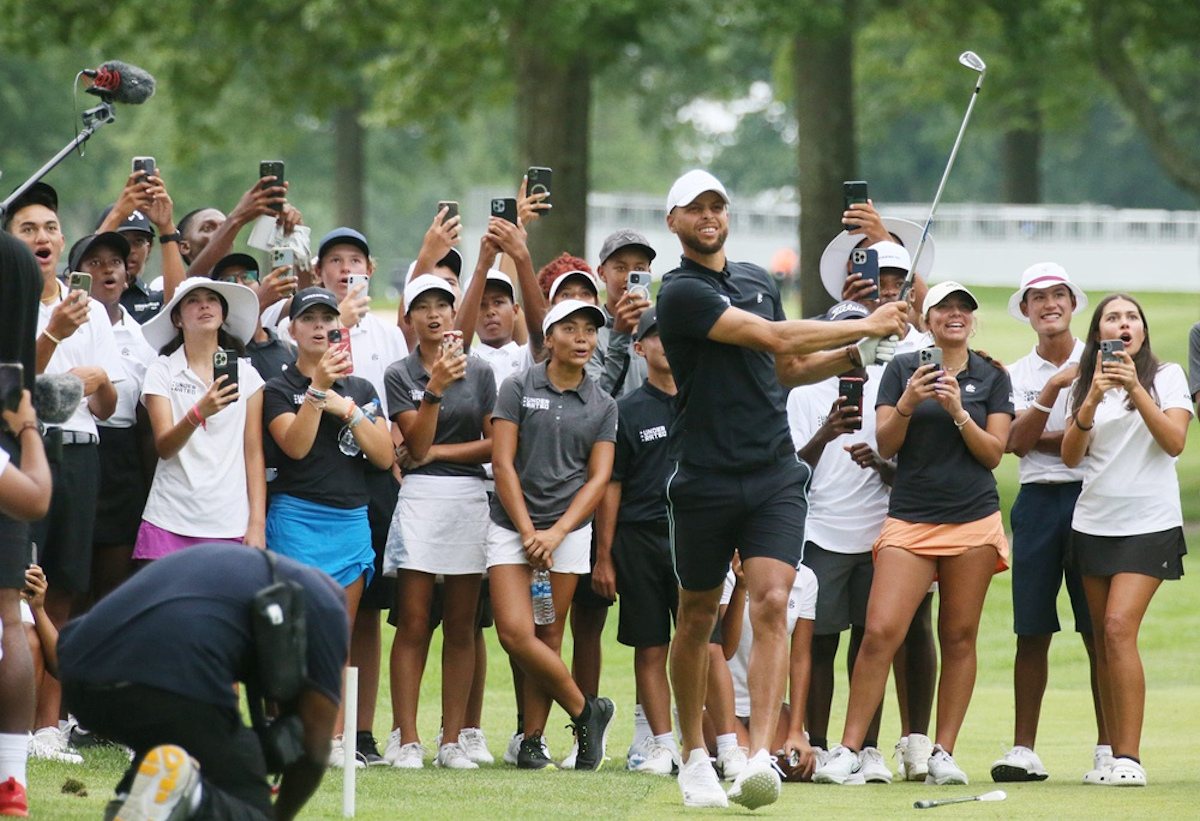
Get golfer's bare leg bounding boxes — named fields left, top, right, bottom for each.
left=671, top=585, right=723, bottom=754
left=743, top=557, right=796, bottom=753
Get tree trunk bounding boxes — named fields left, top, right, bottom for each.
left=334, top=101, right=366, bottom=231
left=793, top=3, right=856, bottom=319
left=513, top=40, right=591, bottom=270
left=1001, top=113, right=1041, bottom=204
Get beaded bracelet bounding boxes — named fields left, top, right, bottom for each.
left=347, top=407, right=366, bottom=430
left=306, top=386, right=328, bottom=401
left=42, top=330, right=63, bottom=345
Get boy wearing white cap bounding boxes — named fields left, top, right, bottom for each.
left=994, top=262, right=1109, bottom=783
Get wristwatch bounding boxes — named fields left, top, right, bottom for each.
left=159, top=232, right=183, bottom=244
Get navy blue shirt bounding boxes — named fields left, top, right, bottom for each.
left=612, top=381, right=675, bottom=523
left=656, top=256, right=790, bottom=471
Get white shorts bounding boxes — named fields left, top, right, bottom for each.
left=384, top=475, right=488, bottom=576
left=485, top=520, right=592, bottom=574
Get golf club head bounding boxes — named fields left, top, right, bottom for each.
left=959, top=50, right=987, bottom=75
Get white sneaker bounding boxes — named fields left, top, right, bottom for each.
left=29, top=726, right=83, bottom=765
left=715, top=745, right=748, bottom=781
left=434, top=742, right=479, bottom=770
left=457, top=728, right=493, bottom=765
left=329, top=736, right=365, bottom=769
left=634, top=742, right=678, bottom=776
left=727, top=749, right=782, bottom=809
left=1083, top=747, right=1116, bottom=785
left=383, top=730, right=427, bottom=769
left=1108, top=757, right=1146, bottom=787
left=812, top=746, right=830, bottom=769
left=903, top=733, right=933, bottom=782
left=561, top=740, right=579, bottom=769
left=860, top=746, right=893, bottom=783
left=625, top=737, right=649, bottom=770
left=813, top=744, right=865, bottom=785
left=925, top=744, right=968, bottom=785
left=504, top=732, right=523, bottom=766
left=678, top=749, right=728, bottom=808
left=990, top=744, right=1048, bottom=782
left=894, top=737, right=909, bottom=781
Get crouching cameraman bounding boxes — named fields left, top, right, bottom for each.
left=58, top=543, right=349, bottom=821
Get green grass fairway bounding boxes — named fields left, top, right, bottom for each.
left=26, top=286, right=1198, bottom=818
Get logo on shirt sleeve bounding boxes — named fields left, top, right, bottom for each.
left=522, top=396, right=551, bottom=410
left=410, top=389, right=425, bottom=402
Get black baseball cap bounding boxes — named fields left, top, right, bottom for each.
left=2, top=182, right=58, bottom=229
left=599, top=229, right=656, bottom=265
left=212, top=253, right=260, bottom=282
left=96, top=204, right=156, bottom=237
left=289, top=287, right=341, bottom=321
left=635, top=305, right=659, bottom=341
left=68, top=232, right=131, bottom=272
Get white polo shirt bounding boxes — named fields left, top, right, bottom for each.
left=140, top=347, right=264, bottom=538
left=36, top=281, right=125, bottom=436
left=1070, top=363, right=1192, bottom=536
left=471, top=340, right=533, bottom=386
left=1008, top=339, right=1086, bottom=484
left=100, top=305, right=158, bottom=429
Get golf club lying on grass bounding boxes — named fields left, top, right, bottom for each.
left=914, top=789, right=1007, bottom=809
left=899, top=50, right=987, bottom=303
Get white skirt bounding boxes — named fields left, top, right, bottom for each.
left=485, top=519, right=592, bottom=574
left=384, top=475, right=488, bottom=576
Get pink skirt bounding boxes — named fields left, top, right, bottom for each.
left=873, top=511, right=1010, bottom=574
left=132, top=520, right=244, bottom=560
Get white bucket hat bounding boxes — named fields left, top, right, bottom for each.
left=141, top=277, right=259, bottom=352
left=819, top=218, right=935, bottom=300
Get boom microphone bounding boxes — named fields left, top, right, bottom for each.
left=34, top=373, right=84, bottom=425
left=83, top=61, right=156, bottom=105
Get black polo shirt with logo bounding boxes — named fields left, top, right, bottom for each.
left=612, top=381, right=675, bottom=524
left=120, top=279, right=164, bottom=324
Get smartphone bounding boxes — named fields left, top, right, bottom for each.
left=132, top=156, right=156, bottom=182
left=843, top=180, right=869, bottom=230
left=850, top=248, right=879, bottom=299
left=527, top=167, right=552, bottom=202
left=270, top=246, right=295, bottom=272
left=838, top=376, right=865, bottom=431
left=328, top=329, right=354, bottom=374
left=442, top=330, right=464, bottom=358
left=437, top=201, right=459, bottom=223
left=213, top=348, right=238, bottom=389
left=259, top=160, right=285, bottom=212
left=29, top=542, right=38, bottom=568
left=491, top=197, right=518, bottom=225
left=627, top=271, right=652, bottom=301
left=918, top=347, right=943, bottom=369
left=0, top=362, right=23, bottom=413
left=346, top=274, right=370, bottom=297
left=68, top=271, right=92, bottom=301
left=1100, top=339, right=1125, bottom=362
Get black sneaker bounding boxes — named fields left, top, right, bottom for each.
left=516, top=734, right=557, bottom=770
left=572, top=696, right=616, bottom=771
left=356, top=731, right=388, bottom=767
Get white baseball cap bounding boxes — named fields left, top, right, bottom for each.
left=1007, top=262, right=1088, bottom=322
left=666, top=170, right=730, bottom=212
left=404, top=273, right=456, bottom=314
left=819, top=217, right=935, bottom=300
left=923, top=281, right=979, bottom=316
left=871, top=240, right=911, bottom=273
left=541, top=298, right=606, bottom=336
left=548, top=269, right=600, bottom=302
left=483, top=269, right=515, bottom=298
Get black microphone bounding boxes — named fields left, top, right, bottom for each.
left=83, top=61, right=156, bottom=105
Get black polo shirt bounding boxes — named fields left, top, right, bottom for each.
left=383, top=351, right=496, bottom=479
left=120, top=279, right=164, bottom=324
left=247, top=327, right=297, bottom=382
left=656, top=256, right=791, bottom=472
left=876, top=350, right=1015, bottom=523
left=262, top=368, right=381, bottom=509
left=612, top=381, right=675, bottom=524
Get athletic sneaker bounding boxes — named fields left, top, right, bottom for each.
left=677, top=749, right=728, bottom=808
left=715, top=745, right=748, bottom=782
left=727, top=749, right=782, bottom=809
left=1108, top=757, right=1146, bottom=787
left=328, top=736, right=366, bottom=769
left=894, top=738, right=909, bottom=780
left=0, top=777, right=28, bottom=819
left=572, top=695, right=615, bottom=771
left=516, top=735, right=556, bottom=770
left=561, top=741, right=579, bottom=769
left=860, top=746, right=894, bottom=783
left=634, top=742, right=678, bottom=775
left=625, top=737, right=649, bottom=771
left=1083, top=748, right=1116, bottom=785
left=990, top=745, right=1049, bottom=782
left=457, top=728, right=493, bottom=765
left=925, top=745, right=968, bottom=786
left=383, top=731, right=427, bottom=770
left=434, top=742, right=479, bottom=770
left=504, top=732, right=523, bottom=766
left=113, top=744, right=200, bottom=821
left=354, top=732, right=387, bottom=766
left=28, top=726, right=83, bottom=765
left=812, top=745, right=831, bottom=769
left=813, top=744, right=865, bottom=785
left=903, top=733, right=933, bottom=782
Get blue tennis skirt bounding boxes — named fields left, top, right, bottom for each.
left=266, top=493, right=375, bottom=588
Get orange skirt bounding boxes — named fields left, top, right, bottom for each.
left=873, top=511, right=1009, bottom=574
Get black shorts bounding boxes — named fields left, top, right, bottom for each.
left=359, top=469, right=400, bottom=611
left=1069, top=527, right=1187, bottom=581
left=93, top=425, right=150, bottom=546
left=573, top=526, right=615, bottom=610
left=613, top=521, right=677, bottom=647
left=1011, top=482, right=1090, bottom=635
left=30, top=441, right=100, bottom=593
left=802, top=541, right=872, bottom=636
left=401, top=577, right=494, bottom=631
left=667, top=455, right=811, bottom=592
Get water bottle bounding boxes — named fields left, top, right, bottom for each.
left=531, top=569, right=555, bottom=626
left=338, top=398, right=381, bottom=457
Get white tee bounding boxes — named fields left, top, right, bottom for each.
left=140, top=347, right=265, bottom=538
left=1008, top=339, right=1086, bottom=484
left=1070, top=363, right=1193, bottom=536
left=36, top=282, right=125, bottom=436
left=100, top=305, right=158, bottom=429
left=720, top=564, right=818, bottom=718
left=471, top=340, right=533, bottom=388
left=787, top=366, right=890, bottom=553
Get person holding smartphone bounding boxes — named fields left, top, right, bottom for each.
left=136, top=278, right=266, bottom=559
left=380, top=276, right=496, bottom=771
left=816, top=281, right=1013, bottom=787
left=1060, top=294, right=1191, bottom=787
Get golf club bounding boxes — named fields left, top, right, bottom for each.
left=914, top=789, right=1007, bottom=810
left=900, top=50, right=987, bottom=302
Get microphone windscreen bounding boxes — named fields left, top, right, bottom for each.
left=100, top=61, right=157, bottom=105
left=34, top=373, right=84, bottom=424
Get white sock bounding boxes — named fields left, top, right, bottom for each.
left=632, top=704, right=653, bottom=748
left=0, top=732, right=28, bottom=785
left=716, top=733, right=739, bottom=754
left=1096, top=744, right=1113, bottom=757
left=654, top=732, right=678, bottom=754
